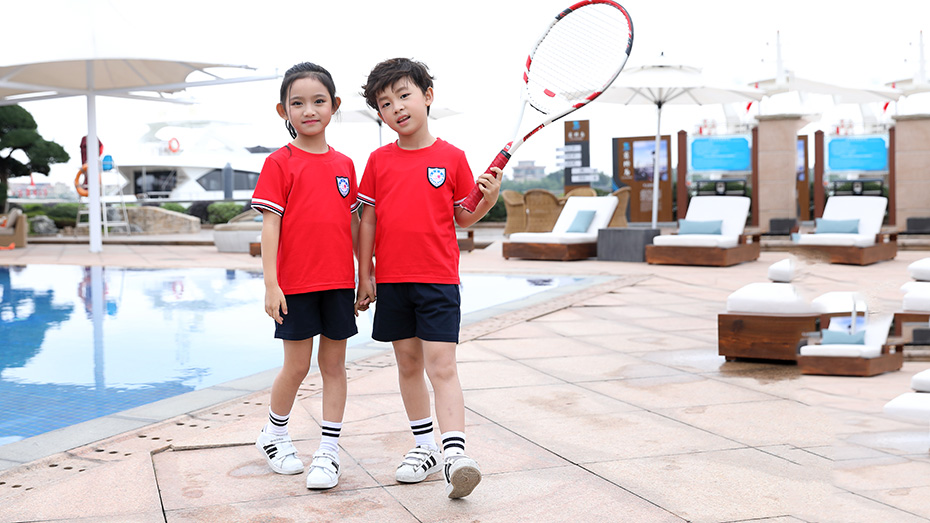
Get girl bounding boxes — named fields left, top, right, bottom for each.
left=251, top=62, right=360, bottom=490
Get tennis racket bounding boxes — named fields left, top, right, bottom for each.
left=460, top=0, right=634, bottom=212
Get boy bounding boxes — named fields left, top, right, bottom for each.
left=355, top=58, right=501, bottom=499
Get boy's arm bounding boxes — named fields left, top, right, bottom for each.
left=260, top=212, right=287, bottom=324
left=356, top=205, right=377, bottom=312
left=455, top=167, right=502, bottom=228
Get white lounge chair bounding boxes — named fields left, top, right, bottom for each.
left=792, top=195, right=896, bottom=265
left=796, top=314, right=903, bottom=376
left=503, top=196, right=618, bottom=261
left=884, top=369, right=930, bottom=446
left=645, top=196, right=760, bottom=267
left=718, top=260, right=868, bottom=362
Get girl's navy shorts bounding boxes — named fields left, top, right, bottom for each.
left=274, top=288, right=358, bottom=341
left=372, top=283, right=461, bottom=343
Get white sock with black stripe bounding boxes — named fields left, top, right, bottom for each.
left=410, top=416, right=438, bottom=451
left=318, top=420, right=342, bottom=459
left=265, top=408, right=289, bottom=437
left=441, top=431, right=466, bottom=458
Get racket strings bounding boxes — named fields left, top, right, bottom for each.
left=526, top=3, right=631, bottom=114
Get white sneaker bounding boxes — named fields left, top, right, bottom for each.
left=395, top=445, right=442, bottom=483
left=255, top=429, right=304, bottom=475
left=444, top=454, right=481, bottom=499
left=306, top=450, right=340, bottom=489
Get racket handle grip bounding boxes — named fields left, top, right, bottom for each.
left=460, top=148, right=512, bottom=213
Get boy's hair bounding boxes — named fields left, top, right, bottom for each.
left=280, top=62, right=338, bottom=110
left=361, top=58, right=434, bottom=115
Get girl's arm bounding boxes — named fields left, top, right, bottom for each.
left=355, top=205, right=377, bottom=312
left=260, top=212, right=287, bottom=324
left=454, top=167, right=502, bottom=228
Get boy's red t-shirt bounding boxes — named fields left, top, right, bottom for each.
left=358, top=139, right=475, bottom=284
left=251, top=145, right=360, bottom=295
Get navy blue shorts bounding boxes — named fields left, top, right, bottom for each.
left=274, top=289, right=358, bottom=341
left=372, top=283, right=461, bottom=343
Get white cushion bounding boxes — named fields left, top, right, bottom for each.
left=822, top=196, right=887, bottom=237
left=908, top=258, right=930, bottom=281
left=508, top=232, right=597, bottom=244
left=653, top=234, right=738, bottom=248
left=901, top=282, right=930, bottom=294
left=884, top=392, right=930, bottom=420
left=811, top=292, right=867, bottom=314
left=725, top=282, right=812, bottom=313
left=767, top=258, right=795, bottom=282
left=509, top=196, right=617, bottom=245
left=903, top=292, right=930, bottom=312
left=681, top=196, right=750, bottom=237
left=795, top=233, right=875, bottom=247
left=551, top=196, right=618, bottom=234
left=799, top=344, right=882, bottom=358
left=912, top=369, right=930, bottom=392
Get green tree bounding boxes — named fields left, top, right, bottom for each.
left=0, top=105, right=70, bottom=209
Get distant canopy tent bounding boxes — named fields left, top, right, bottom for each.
left=0, top=58, right=277, bottom=253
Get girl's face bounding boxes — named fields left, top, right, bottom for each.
left=279, top=76, right=338, bottom=139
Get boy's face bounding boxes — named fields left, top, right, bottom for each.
left=375, top=77, right=432, bottom=137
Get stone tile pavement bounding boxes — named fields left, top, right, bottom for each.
left=1, top=238, right=929, bottom=522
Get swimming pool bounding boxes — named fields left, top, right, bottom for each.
left=0, top=264, right=589, bottom=447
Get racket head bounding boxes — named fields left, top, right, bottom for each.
left=523, top=1, right=633, bottom=116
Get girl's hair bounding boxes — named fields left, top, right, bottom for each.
left=280, top=62, right=338, bottom=138
left=361, top=58, right=434, bottom=115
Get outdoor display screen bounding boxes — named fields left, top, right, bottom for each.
left=689, top=136, right=751, bottom=172
left=826, top=136, right=888, bottom=172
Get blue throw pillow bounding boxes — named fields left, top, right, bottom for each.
left=678, top=219, right=722, bottom=235
left=821, top=329, right=866, bottom=344
left=566, top=210, right=596, bottom=233
left=815, top=218, right=858, bottom=234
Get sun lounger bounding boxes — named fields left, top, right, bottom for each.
left=645, top=196, right=760, bottom=267
left=797, top=314, right=903, bottom=376
left=503, top=196, right=618, bottom=261
left=792, top=195, right=896, bottom=265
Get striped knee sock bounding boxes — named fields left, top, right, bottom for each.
left=442, top=431, right=466, bottom=457
left=410, top=416, right=438, bottom=451
left=318, top=420, right=342, bottom=457
left=265, top=408, right=289, bottom=437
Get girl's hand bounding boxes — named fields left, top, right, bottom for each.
left=265, top=285, right=287, bottom=324
left=355, top=278, right=376, bottom=314
left=478, top=167, right=502, bottom=204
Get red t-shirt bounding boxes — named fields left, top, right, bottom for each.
left=251, top=145, right=360, bottom=294
left=358, top=139, right=475, bottom=284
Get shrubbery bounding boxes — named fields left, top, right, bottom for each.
left=159, top=202, right=186, bottom=214
left=207, top=202, right=245, bottom=224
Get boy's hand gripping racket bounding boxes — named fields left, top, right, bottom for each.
left=460, top=0, right=634, bottom=212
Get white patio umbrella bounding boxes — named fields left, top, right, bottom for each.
left=340, top=106, right=460, bottom=146
left=887, top=31, right=930, bottom=97
left=0, top=58, right=277, bottom=253
left=597, top=54, right=765, bottom=228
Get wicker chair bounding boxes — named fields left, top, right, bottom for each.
left=502, top=190, right=526, bottom=236
left=607, top=186, right=631, bottom=228
left=564, top=187, right=597, bottom=198
left=524, top=189, right=562, bottom=232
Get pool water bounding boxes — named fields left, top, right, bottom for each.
left=0, top=264, right=584, bottom=446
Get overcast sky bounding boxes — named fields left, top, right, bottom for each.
left=5, top=0, right=930, bottom=185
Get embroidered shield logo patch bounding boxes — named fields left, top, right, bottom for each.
left=427, top=167, right=446, bottom=188
left=336, top=176, right=350, bottom=198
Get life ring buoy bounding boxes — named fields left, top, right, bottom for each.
left=168, top=137, right=180, bottom=153
left=74, top=164, right=89, bottom=197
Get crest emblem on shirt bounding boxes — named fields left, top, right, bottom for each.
left=336, top=176, right=350, bottom=198
left=427, top=167, right=446, bottom=188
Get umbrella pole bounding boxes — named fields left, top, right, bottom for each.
left=86, top=90, right=103, bottom=253
left=651, top=102, right=663, bottom=229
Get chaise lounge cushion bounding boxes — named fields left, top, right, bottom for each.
left=912, top=369, right=930, bottom=392
left=796, top=196, right=887, bottom=247
left=883, top=392, right=930, bottom=420
left=903, top=292, right=930, bottom=312
left=909, top=257, right=930, bottom=281
left=767, top=258, right=796, bottom=282
left=725, top=282, right=811, bottom=314
left=652, top=196, right=749, bottom=249
left=799, top=314, right=892, bottom=359
left=507, top=196, right=617, bottom=245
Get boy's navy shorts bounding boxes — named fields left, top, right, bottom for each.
left=274, top=289, right=358, bottom=341
left=372, top=283, right=461, bottom=343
